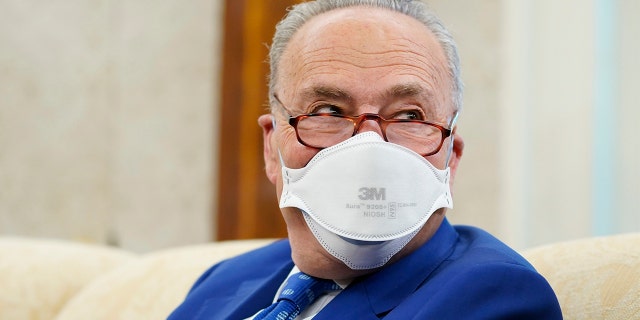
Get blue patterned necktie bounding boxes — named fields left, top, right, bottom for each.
left=253, top=272, right=342, bottom=320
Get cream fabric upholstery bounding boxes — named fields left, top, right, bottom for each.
left=522, top=233, right=640, bottom=320
left=56, top=239, right=275, bottom=320
left=4, top=234, right=640, bottom=319
left=0, top=237, right=136, bottom=320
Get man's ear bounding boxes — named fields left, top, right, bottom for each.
left=258, top=114, right=279, bottom=184
left=448, top=132, right=464, bottom=186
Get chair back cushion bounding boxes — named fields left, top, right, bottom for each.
left=522, top=233, right=640, bottom=320
left=56, top=239, right=275, bottom=320
left=0, top=237, right=136, bottom=320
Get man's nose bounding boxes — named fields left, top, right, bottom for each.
left=355, top=117, right=384, bottom=137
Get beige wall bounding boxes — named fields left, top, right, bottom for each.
left=616, top=0, right=640, bottom=234
left=420, top=0, right=639, bottom=249
left=0, top=0, right=221, bottom=252
left=427, top=0, right=505, bottom=242
left=497, top=0, right=595, bottom=247
left=1, top=0, right=638, bottom=252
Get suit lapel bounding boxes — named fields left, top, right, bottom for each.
left=213, top=264, right=292, bottom=319
left=189, top=240, right=295, bottom=320
left=314, top=219, right=459, bottom=319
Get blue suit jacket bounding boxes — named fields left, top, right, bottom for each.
left=168, top=219, right=562, bottom=319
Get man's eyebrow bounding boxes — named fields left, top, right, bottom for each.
left=387, top=83, right=432, bottom=99
left=388, top=83, right=441, bottom=119
left=301, top=86, right=352, bottom=101
left=299, top=83, right=434, bottom=103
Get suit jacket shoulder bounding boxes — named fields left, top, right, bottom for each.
left=168, top=239, right=294, bottom=320
left=169, top=222, right=562, bottom=319
left=401, top=225, right=562, bottom=319
left=312, top=222, right=562, bottom=319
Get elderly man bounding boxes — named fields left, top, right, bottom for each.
left=169, top=0, right=562, bottom=319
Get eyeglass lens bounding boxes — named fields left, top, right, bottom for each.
left=293, top=115, right=446, bottom=156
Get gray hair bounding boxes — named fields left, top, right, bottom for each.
left=268, top=0, right=463, bottom=112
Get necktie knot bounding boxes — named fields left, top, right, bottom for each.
left=254, top=272, right=341, bottom=320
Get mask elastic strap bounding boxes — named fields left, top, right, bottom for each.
left=445, top=111, right=460, bottom=167
left=277, top=149, right=285, bottom=167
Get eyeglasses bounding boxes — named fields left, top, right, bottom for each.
left=273, top=95, right=458, bottom=156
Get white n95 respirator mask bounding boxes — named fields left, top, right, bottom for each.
left=279, top=131, right=453, bottom=270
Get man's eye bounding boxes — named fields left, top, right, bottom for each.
left=312, top=105, right=342, bottom=114
left=394, top=110, right=423, bottom=120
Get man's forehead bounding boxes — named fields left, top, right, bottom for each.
left=276, top=5, right=454, bottom=117
left=289, top=6, right=434, bottom=49
left=279, top=7, right=447, bottom=81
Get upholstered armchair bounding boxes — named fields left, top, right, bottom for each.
left=2, top=233, right=639, bottom=319
left=523, top=233, right=640, bottom=319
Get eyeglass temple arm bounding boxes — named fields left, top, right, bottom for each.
left=445, top=111, right=460, bottom=167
